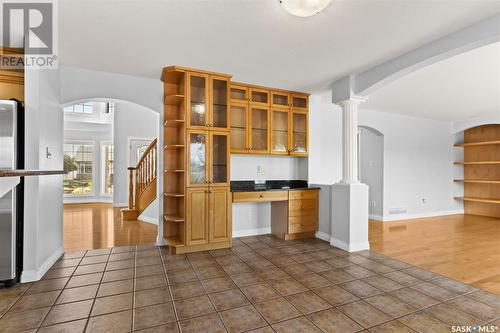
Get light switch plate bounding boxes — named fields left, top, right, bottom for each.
left=46, top=147, right=52, bottom=159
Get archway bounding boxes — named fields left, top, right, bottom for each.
left=359, top=126, right=384, bottom=220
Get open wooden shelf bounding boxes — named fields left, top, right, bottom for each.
left=454, top=161, right=500, bottom=165
left=454, top=196, right=500, bottom=204
left=163, top=236, right=184, bottom=247
left=164, top=144, right=185, bottom=150
left=164, top=94, right=185, bottom=106
left=454, top=179, right=500, bottom=184
left=164, top=119, right=185, bottom=127
left=164, top=169, right=184, bottom=173
left=164, top=193, right=185, bottom=198
left=454, top=140, right=500, bottom=147
left=164, top=215, right=184, bottom=223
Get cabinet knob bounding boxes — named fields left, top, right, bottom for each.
left=259, top=195, right=263, bottom=198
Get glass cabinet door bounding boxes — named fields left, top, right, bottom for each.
left=211, top=76, right=229, bottom=131
left=250, top=106, right=269, bottom=153
left=230, top=103, right=248, bottom=153
left=291, top=112, right=308, bottom=155
left=271, top=109, right=289, bottom=155
left=250, top=88, right=269, bottom=106
left=230, top=85, right=249, bottom=103
left=210, top=132, right=230, bottom=187
left=292, top=94, right=308, bottom=110
left=271, top=92, right=290, bottom=108
left=187, top=131, right=208, bottom=187
left=188, top=73, right=208, bottom=128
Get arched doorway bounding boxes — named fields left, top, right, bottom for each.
left=359, top=126, right=384, bottom=219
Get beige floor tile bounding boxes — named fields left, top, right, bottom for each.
left=56, top=284, right=98, bottom=304
left=209, top=288, right=250, bottom=311
left=430, top=277, right=478, bottom=295
left=402, top=268, right=441, bottom=281
left=446, top=296, right=499, bottom=321
left=193, top=265, right=226, bottom=280
left=341, top=265, right=377, bottom=279
left=338, top=300, right=392, bottom=329
left=10, top=290, right=60, bottom=312
left=106, top=259, right=135, bottom=271
left=37, top=319, right=87, bottom=333
left=134, top=302, right=176, bottom=330
left=295, top=273, right=332, bottom=289
left=267, top=277, right=308, bottom=296
left=230, top=272, right=265, bottom=288
left=241, top=283, right=280, bottom=303
left=43, top=267, right=76, bottom=280
left=27, top=278, right=69, bottom=294
left=167, top=269, right=198, bottom=284
left=365, top=294, right=418, bottom=318
left=134, top=287, right=171, bottom=308
left=362, top=275, right=404, bottom=292
left=308, top=307, right=363, bottom=333
left=73, top=263, right=106, bottom=276
left=91, top=292, right=133, bottom=316
left=313, top=284, right=359, bottom=306
left=101, top=268, right=134, bottom=283
left=80, top=255, right=109, bottom=266
left=383, top=271, right=423, bottom=286
left=466, top=290, right=500, bottom=309
left=0, top=307, right=50, bottom=333
left=411, top=282, right=459, bottom=302
left=339, top=280, right=384, bottom=298
left=86, top=309, right=132, bottom=333
left=254, top=297, right=301, bottom=324
left=285, top=291, right=331, bottom=315
left=170, top=281, right=205, bottom=300
left=134, top=322, right=179, bottom=332
left=178, top=313, right=226, bottom=333
left=136, top=264, right=165, bottom=278
left=424, top=303, right=486, bottom=326
left=42, top=299, right=93, bottom=326
left=320, top=269, right=357, bottom=284
left=97, top=279, right=133, bottom=297
left=202, top=276, right=237, bottom=293
left=398, top=312, right=451, bottom=333
left=174, top=295, right=215, bottom=320
left=272, top=316, right=322, bottom=333
left=219, top=305, right=267, bottom=333
left=66, top=272, right=103, bottom=289
left=136, top=275, right=167, bottom=291
left=86, top=248, right=112, bottom=257
left=369, top=320, right=417, bottom=332
left=389, top=287, right=440, bottom=309
left=108, top=252, right=135, bottom=262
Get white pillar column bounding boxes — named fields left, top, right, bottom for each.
left=330, top=97, right=369, bottom=252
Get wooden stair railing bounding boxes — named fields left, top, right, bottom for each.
left=121, top=138, right=157, bottom=220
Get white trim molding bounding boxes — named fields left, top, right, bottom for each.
left=138, top=216, right=159, bottom=225
left=21, top=246, right=64, bottom=283
left=370, top=209, right=464, bottom=222
left=330, top=237, right=370, bottom=253
left=315, top=231, right=330, bottom=242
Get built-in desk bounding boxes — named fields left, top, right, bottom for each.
left=231, top=181, right=320, bottom=240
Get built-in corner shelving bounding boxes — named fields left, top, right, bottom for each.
left=453, top=124, right=500, bottom=218
left=161, top=66, right=187, bottom=250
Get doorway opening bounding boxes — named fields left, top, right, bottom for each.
left=359, top=126, right=384, bottom=220
left=62, top=99, right=159, bottom=251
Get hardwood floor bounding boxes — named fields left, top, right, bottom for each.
left=369, top=214, right=500, bottom=295
left=63, top=203, right=157, bottom=252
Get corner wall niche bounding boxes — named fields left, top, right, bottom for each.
left=454, top=124, right=500, bottom=218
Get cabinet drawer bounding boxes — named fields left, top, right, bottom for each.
left=232, top=191, right=288, bottom=203
left=289, top=217, right=317, bottom=233
left=289, top=190, right=318, bottom=200
left=289, top=199, right=317, bottom=217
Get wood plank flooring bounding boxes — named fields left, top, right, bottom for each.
left=369, top=214, right=500, bottom=295
left=63, top=203, right=157, bottom=252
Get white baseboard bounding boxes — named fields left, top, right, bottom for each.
left=315, top=231, right=330, bottom=242
left=113, top=202, right=128, bottom=208
left=233, top=227, right=271, bottom=238
left=138, top=216, right=159, bottom=225
left=371, top=210, right=464, bottom=222
left=64, top=198, right=112, bottom=204
left=330, top=237, right=370, bottom=252
left=21, top=246, right=64, bottom=283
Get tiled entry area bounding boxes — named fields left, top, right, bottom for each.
left=0, top=236, right=499, bottom=333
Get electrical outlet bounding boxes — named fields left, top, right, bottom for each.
left=257, top=165, right=264, bottom=175
left=421, top=198, right=427, bottom=205
left=46, top=147, right=52, bottom=159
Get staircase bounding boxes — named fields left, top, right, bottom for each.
left=121, top=138, right=157, bottom=220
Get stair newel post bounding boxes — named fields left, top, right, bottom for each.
left=128, top=167, right=136, bottom=210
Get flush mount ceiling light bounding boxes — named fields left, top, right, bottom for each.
left=279, top=0, right=333, bottom=17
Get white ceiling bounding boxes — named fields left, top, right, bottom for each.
left=363, top=42, right=500, bottom=121
left=59, top=0, right=500, bottom=121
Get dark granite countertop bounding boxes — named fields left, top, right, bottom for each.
left=230, top=180, right=320, bottom=192
left=0, top=170, right=64, bottom=177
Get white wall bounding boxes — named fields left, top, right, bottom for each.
left=113, top=101, right=159, bottom=223
left=23, top=68, right=64, bottom=282
left=359, top=127, right=384, bottom=218
left=309, top=96, right=463, bottom=234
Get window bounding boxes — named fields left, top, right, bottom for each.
left=102, top=144, right=114, bottom=195
left=106, top=102, right=115, bottom=114
left=63, top=143, right=94, bottom=195
left=64, top=103, right=94, bottom=114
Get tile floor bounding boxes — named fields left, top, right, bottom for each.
left=0, top=235, right=499, bottom=333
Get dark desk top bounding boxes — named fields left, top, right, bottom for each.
left=0, top=170, right=64, bottom=177
left=230, top=180, right=320, bottom=192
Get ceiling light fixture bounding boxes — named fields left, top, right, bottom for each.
left=279, top=0, right=333, bottom=17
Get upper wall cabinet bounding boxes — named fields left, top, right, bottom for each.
left=187, top=73, right=230, bottom=131
left=230, top=82, right=309, bottom=156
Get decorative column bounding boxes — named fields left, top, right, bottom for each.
left=331, top=96, right=370, bottom=252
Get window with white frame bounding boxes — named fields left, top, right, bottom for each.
left=102, top=144, right=114, bottom=195
left=63, top=143, right=95, bottom=195
left=64, top=103, right=94, bottom=114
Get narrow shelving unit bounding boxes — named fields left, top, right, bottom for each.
left=453, top=124, right=500, bottom=218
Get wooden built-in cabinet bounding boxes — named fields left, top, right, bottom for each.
left=230, top=82, right=309, bottom=156
left=162, top=66, right=232, bottom=254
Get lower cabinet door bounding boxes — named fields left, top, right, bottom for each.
left=209, top=188, right=231, bottom=243
left=186, top=188, right=209, bottom=245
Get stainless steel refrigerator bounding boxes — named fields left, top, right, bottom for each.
left=0, top=99, right=24, bottom=287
